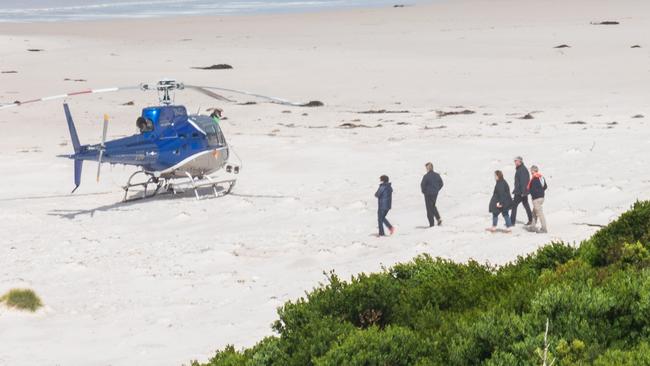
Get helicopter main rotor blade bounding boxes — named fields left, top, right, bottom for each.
left=185, top=85, right=235, bottom=103
left=96, top=113, right=109, bottom=183
left=0, top=86, right=141, bottom=110
left=184, top=85, right=305, bottom=107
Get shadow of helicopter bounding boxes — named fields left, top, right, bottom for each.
left=47, top=188, right=299, bottom=220
left=230, top=193, right=299, bottom=200
left=0, top=191, right=113, bottom=202
left=47, top=186, right=223, bottom=219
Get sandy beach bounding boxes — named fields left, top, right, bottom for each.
left=1, top=0, right=650, bottom=364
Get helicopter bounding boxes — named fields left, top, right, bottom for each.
left=0, top=79, right=313, bottom=201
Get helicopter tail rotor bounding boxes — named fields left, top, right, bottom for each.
left=96, top=113, right=109, bottom=183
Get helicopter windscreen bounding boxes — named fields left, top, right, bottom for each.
left=190, top=115, right=226, bottom=146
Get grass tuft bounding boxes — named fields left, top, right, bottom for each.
left=0, top=288, right=43, bottom=312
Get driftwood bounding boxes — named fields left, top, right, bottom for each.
left=573, top=222, right=606, bottom=228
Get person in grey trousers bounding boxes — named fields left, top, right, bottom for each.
left=527, top=165, right=548, bottom=233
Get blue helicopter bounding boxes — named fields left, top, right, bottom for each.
left=1, top=79, right=310, bottom=201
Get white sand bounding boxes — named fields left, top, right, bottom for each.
left=1, top=0, right=650, bottom=364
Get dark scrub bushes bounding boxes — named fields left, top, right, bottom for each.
left=190, top=201, right=650, bottom=366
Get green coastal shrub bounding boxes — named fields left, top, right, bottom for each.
left=0, top=288, right=42, bottom=312
left=580, top=200, right=650, bottom=266
left=191, top=201, right=650, bottom=366
left=314, top=326, right=434, bottom=366
left=594, top=342, right=650, bottom=365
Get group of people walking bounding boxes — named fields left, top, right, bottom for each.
left=374, top=157, right=548, bottom=237
left=489, top=157, right=548, bottom=233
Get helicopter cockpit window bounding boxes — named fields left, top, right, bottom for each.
left=191, top=116, right=227, bottom=146
left=136, top=117, right=154, bottom=133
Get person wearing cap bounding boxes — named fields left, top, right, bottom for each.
left=528, top=165, right=548, bottom=233
left=210, top=108, right=223, bottom=124
left=420, top=162, right=444, bottom=227
left=511, top=156, right=533, bottom=226
left=375, top=175, right=395, bottom=237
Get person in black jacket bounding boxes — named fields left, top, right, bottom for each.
left=420, top=162, right=444, bottom=227
left=375, top=175, right=395, bottom=237
left=488, top=170, right=513, bottom=233
left=528, top=165, right=548, bottom=233
left=510, top=156, right=533, bottom=226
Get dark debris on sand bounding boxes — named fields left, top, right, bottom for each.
left=192, top=64, right=233, bottom=70
left=27, top=49, right=44, bottom=52
left=436, top=109, right=475, bottom=118
left=567, top=121, right=587, bottom=125
left=591, top=21, right=620, bottom=25
left=339, top=122, right=382, bottom=129
left=358, top=109, right=409, bottom=114
left=520, top=113, right=535, bottom=120
left=302, top=101, right=324, bottom=107
left=1, top=71, right=18, bottom=74
left=554, top=44, right=571, bottom=49
left=239, top=101, right=257, bottom=105
left=631, top=45, right=642, bottom=48
left=632, top=114, right=644, bottom=119
left=122, top=101, right=135, bottom=106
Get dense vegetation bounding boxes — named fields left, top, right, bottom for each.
left=0, top=288, right=43, bottom=312
left=191, top=201, right=650, bottom=366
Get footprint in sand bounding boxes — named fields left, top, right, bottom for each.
left=344, top=200, right=367, bottom=210
left=175, top=211, right=191, bottom=220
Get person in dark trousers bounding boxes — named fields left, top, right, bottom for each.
left=489, top=170, right=513, bottom=233
left=375, top=175, right=395, bottom=237
left=511, top=156, right=533, bottom=226
left=528, top=165, right=548, bottom=233
left=420, top=162, right=444, bottom=227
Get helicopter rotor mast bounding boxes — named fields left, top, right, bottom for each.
left=140, top=79, right=185, bottom=106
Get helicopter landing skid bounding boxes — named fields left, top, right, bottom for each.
left=166, top=172, right=237, bottom=200
left=122, top=170, right=236, bottom=202
left=122, top=171, right=164, bottom=202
